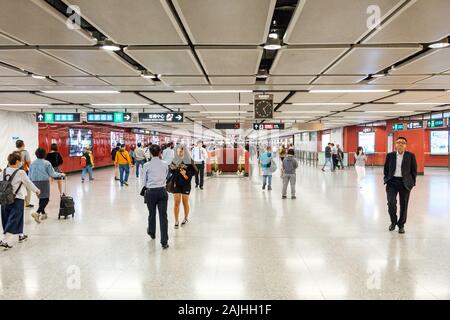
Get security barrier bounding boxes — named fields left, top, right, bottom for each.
left=206, top=148, right=249, bottom=176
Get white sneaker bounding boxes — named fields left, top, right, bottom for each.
left=40, top=213, right=48, bottom=221
left=31, top=212, right=41, bottom=224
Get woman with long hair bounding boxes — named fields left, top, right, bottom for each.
left=169, top=145, right=197, bottom=229
left=45, top=143, right=64, bottom=194
left=354, top=146, right=367, bottom=188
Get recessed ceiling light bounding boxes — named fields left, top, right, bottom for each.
left=190, top=103, right=249, bottom=106
left=371, top=73, right=386, bottom=78
left=141, top=71, right=156, bottom=79
left=206, top=116, right=249, bottom=119
left=268, top=32, right=278, bottom=39
left=428, top=39, right=449, bottom=49
left=0, top=103, right=50, bottom=106
left=292, top=103, right=353, bottom=106
left=264, top=37, right=282, bottom=50
left=101, top=39, right=121, bottom=51
left=309, top=89, right=391, bottom=93
left=279, top=111, right=330, bottom=114
left=91, top=103, right=149, bottom=106
left=368, top=110, right=411, bottom=113
left=200, top=111, right=248, bottom=114
left=31, top=74, right=46, bottom=80
left=41, top=90, right=120, bottom=94
left=396, top=102, right=444, bottom=105
left=174, top=90, right=253, bottom=93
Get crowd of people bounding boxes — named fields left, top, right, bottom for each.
left=0, top=136, right=417, bottom=250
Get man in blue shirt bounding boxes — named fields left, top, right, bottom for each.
left=140, top=144, right=169, bottom=249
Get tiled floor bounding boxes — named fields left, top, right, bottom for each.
left=0, top=163, right=449, bottom=300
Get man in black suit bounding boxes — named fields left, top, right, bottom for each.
left=383, top=137, right=417, bottom=234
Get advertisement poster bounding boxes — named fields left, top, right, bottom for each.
left=358, top=132, right=375, bottom=154
left=69, top=128, right=92, bottom=157
left=111, top=132, right=124, bottom=150
left=430, top=131, right=449, bottom=155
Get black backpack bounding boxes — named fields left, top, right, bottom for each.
left=0, top=169, right=22, bottom=206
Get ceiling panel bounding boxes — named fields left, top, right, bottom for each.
left=196, top=47, right=263, bottom=75
left=0, top=76, right=55, bottom=86
left=313, top=75, right=367, bottom=84
left=378, top=91, right=447, bottom=102
left=289, top=92, right=343, bottom=103
left=353, top=103, right=445, bottom=111
left=284, top=0, right=403, bottom=44
left=39, top=92, right=149, bottom=104
left=0, top=92, right=61, bottom=104
left=173, top=0, right=275, bottom=45
left=44, top=49, right=139, bottom=76
left=0, top=49, right=87, bottom=76
left=0, top=0, right=95, bottom=45
left=209, top=76, right=256, bottom=85
left=100, top=76, right=155, bottom=86
left=53, top=76, right=109, bottom=86
left=331, top=91, right=398, bottom=103
left=279, top=104, right=350, bottom=112
left=326, top=47, right=421, bottom=74
left=160, top=76, right=208, bottom=86
left=270, top=48, right=348, bottom=75
left=336, top=111, right=417, bottom=117
left=415, top=75, right=450, bottom=85
left=125, top=47, right=203, bottom=75
left=190, top=93, right=241, bottom=104
left=265, top=76, right=315, bottom=85
left=0, top=65, right=23, bottom=76
left=0, top=34, right=21, bottom=45
left=369, top=75, right=428, bottom=84
left=390, top=49, right=450, bottom=74
left=365, top=0, right=450, bottom=44
left=63, top=0, right=186, bottom=45
left=140, top=92, right=197, bottom=104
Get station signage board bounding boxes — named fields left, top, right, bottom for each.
left=138, top=112, right=183, bottom=123
left=36, top=112, right=81, bottom=123
left=427, top=119, right=444, bottom=128
left=407, top=121, right=423, bottom=130
left=86, top=112, right=132, bottom=123
left=253, top=123, right=285, bottom=130
left=215, top=123, right=241, bottom=130
left=392, top=123, right=404, bottom=131
left=362, top=127, right=373, bottom=133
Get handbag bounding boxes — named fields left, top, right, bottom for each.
left=140, top=186, right=147, bottom=197
left=166, top=173, right=176, bottom=193
left=269, top=158, right=277, bottom=173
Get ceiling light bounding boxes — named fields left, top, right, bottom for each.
left=371, top=73, right=386, bottom=78
left=368, top=110, right=412, bottom=113
left=395, top=102, right=444, bottom=105
left=268, top=32, right=278, bottom=39
left=428, top=39, right=450, bottom=49
left=31, top=74, right=46, bottom=80
left=206, top=116, right=249, bottom=119
left=41, top=90, right=120, bottom=94
left=174, top=90, right=253, bottom=94
left=279, top=111, right=330, bottom=114
left=256, top=69, right=269, bottom=79
left=200, top=111, right=248, bottom=114
left=264, top=37, right=282, bottom=50
left=101, top=39, right=121, bottom=51
left=141, top=71, right=156, bottom=79
left=309, top=89, right=391, bottom=93
left=292, top=102, right=353, bottom=106
left=190, top=103, right=249, bottom=106
left=91, top=103, right=149, bottom=106
left=0, top=103, right=50, bottom=107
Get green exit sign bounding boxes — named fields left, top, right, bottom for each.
left=44, top=113, right=54, bottom=123
left=427, top=119, right=444, bottom=128
left=114, top=112, right=123, bottom=123
left=392, top=123, right=404, bottom=131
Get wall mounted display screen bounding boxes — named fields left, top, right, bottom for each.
left=110, top=132, right=124, bottom=150
left=430, top=131, right=449, bottom=155
left=358, top=132, right=375, bottom=155
left=68, top=128, right=92, bottom=157
left=322, top=134, right=330, bottom=151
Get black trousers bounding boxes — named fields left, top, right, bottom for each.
left=145, top=188, right=169, bottom=246
left=37, top=198, right=50, bottom=214
left=332, top=155, right=338, bottom=171
left=386, top=178, right=411, bottom=227
left=195, top=162, right=205, bottom=187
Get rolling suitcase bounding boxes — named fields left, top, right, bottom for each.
left=58, top=177, right=75, bottom=219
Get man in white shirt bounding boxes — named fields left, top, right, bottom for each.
left=162, top=142, right=175, bottom=165
left=134, top=143, right=146, bottom=178
left=191, top=141, right=208, bottom=190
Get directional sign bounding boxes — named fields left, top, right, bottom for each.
left=407, top=121, right=423, bottom=130
left=253, top=123, right=285, bottom=130
left=392, top=123, right=404, bottom=131
left=427, top=119, right=444, bottom=128
left=215, top=123, right=241, bottom=130
left=86, top=112, right=132, bottom=123
left=138, top=112, right=184, bottom=123
left=36, top=112, right=80, bottom=123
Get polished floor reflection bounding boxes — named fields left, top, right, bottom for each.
left=0, top=164, right=449, bottom=300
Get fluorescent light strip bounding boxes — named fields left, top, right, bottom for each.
left=0, top=103, right=50, bottom=106
left=278, top=111, right=330, bottom=114
left=205, top=116, right=250, bottom=119
left=367, top=110, right=412, bottom=113
left=199, top=111, right=248, bottom=114
left=396, top=102, right=447, bottom=105
left=174, top=90, right=253, bottom=94
left=309, top=89, right=391, bottom=93
left=292, top=103, right=353, bottom=106
left=191, top=103, right=250, bottom=106
left=41, top=90, right=120, bottom=94
left=91, top=103, right=150, bottom=106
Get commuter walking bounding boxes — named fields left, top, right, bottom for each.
left=192, top=141, right=208, bottom=190
left=114, top=144, right=133, bottom=187
left=331, top=143, right=338, bottom=171
left=162, top=142, right=175, bottom=165
left=15, top=140, right=33, bottom=208
left=282, top=149, right=298, bottom=199
left=111, top=143, right=121, bottom=181
left=260, top=146, right=274, bottom=191
left=383, top=137, right=417, bottom=234
left=29, top=148, right=65, bottom=222
left=354, top=147, right=367, bottom=188
left=0, top=152, right=40, bottom=249
left=134, top=143, right=147, bottom=178
left=169, top=145, right=197, bottom=228
left=81, top=146, right=94, bottom=183
left=279, top=145, right=287, bottom=176
left=322, top=143, right=333, bottom=172
left=337, top=144, right=344, bottom=169
left=141, top=144, right=169, bottom=249
left=45, top=143, right=64, bottom=194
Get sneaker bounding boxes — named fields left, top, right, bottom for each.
left=282, top=196, right=287, bottom=199
left=291, top=196, right=297, bottom=199
left=268, top=186, right=272, bottom=191
left=31, top=212, right=41, bottom=224
left=0, top=241, right=12, bottom=249
left=26, top=204, right=34, bottom=208
left=40, top=213, right=48, bottom=221
left=18, top=235, right=28, bottom=242
left=124, top=182, right=129, bottom=186
left=174, top=223, right=179, bottom=229
left=262, top=184, right=266, bottom=190
left=162, top=244, right=169, bottom=250
left=181, top=219, right=189, bottom=226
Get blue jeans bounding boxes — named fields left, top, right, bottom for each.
left=135, top=160, right=145, bottom=177
left=322, top=157, right=333, bottom=170
left=81, top=165, right=93, bottom=180
left=119, top=164, right=130, bottom=185
left=263, top=175, right=272, bottom=186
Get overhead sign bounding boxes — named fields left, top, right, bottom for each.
left=86, top=112, right=132, bottom=123
left=254, top=94, right=273, bottom=119
left=138, top=112, right=183, bottom=123
left=392, top=123, right=404, bottom=131
left=253, top=123, right=285, bottom=130
left=407, top=121, right=423, bottom=130
left=427, top=119, right=444, bottom=128
left=36, top=112, right=80, bottom=123
left=215, top=123, right=241, bottom=130
left=362, top=127, right=374, bottom=133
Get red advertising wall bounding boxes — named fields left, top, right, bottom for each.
left=343, top=126, right=387, bottom=166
